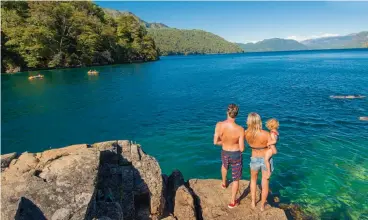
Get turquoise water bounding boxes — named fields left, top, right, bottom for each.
left=2, top=49, right=368, bottom=219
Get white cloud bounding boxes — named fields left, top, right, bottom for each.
left=286, top=33, right=340, bottom=42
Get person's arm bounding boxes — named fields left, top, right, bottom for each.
left=239, top=128, right=245, bottom=152
left=270, top=145, right=277, bottom=154
left=213, top=122, right=222, bottom=145
left=267, top=133, right=278, bottom=146
left=267, top=133, right=278, bottom=154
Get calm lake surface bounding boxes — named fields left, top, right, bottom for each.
left=2, top=49, right=368, bottom=219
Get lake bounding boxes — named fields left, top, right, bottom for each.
left=2, top=49, right=368, bottom=219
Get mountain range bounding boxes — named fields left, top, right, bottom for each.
left=301, top=31, right=368, bottom=49
left=104, top=8, right=367, bottom=54
left=237, top=38, right=308, bottom=52
left=238, top=32, right=368, bottom=52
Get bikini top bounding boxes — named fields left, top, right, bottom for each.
left=249, top=146, right=268, bottom=150
left=248, top=130, right=279, bottom=150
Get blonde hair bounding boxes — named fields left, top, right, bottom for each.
left=245, top=112, right=262, bottom=142
left=266, top=118, right=279, bottom=130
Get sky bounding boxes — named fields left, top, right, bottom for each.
left=95, top=1, right=368, bottom=43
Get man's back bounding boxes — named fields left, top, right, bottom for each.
left=214, top=103, right=244, bottom=208
left=216, top=120, right=244, bottom=151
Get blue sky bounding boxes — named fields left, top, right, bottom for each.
left=96, top=1, right=368, bottom=43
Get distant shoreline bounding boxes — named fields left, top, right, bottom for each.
left=241, top=47, right=368, bottom=54
left=1, top=59, right=159, bottom=75
left=160, top=47, right=368, bottom=57
left=3, top=48, right=367, bottom=74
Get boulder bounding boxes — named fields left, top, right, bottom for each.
left=167, top=170, right=185, bottom=213
left=189, top=179, right=287, bottom=220
left=131, top=145, right=165, bottom=217
left=8, top=152, right=39, bottom=174
left=1, top=140, right=166, bottom=220
left=1, top=152, right=17, bottom=171
left=174, top=185, right=196, bottom=220
left=1, top=145, right=98, bottom=220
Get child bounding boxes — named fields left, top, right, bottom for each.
left=265, top=118, right=279, bottom=178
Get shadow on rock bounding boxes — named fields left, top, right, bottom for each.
left=85, top=141, right=165, bottom=220
left=15, top=197, right=47, bottom=220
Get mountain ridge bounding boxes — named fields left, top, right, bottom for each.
left=237, top=38, right=308, bottom=52
left=301, top=31, right=368, bottom=49
left=103, top=8, right=169, bottom=29
left=238, top=31, right=368, bottom=52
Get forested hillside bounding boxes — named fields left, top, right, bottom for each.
left=237, top=38, right=308, bottom=52
left=148, top=28, right=243, bottom=55
left=1, top=2, right=159, bottom=73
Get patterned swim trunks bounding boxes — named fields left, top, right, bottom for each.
left=221, top=150, right=243, bottom=180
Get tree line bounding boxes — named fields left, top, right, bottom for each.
left=148, top=28, right=243, bottom=56
left=1, top=2, right=159, bottom=73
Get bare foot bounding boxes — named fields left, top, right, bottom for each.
left=266, top=170, right=271, bottom=179
left=221, top=181, right=227, bottom=189
left=251, top=201, right=256, bottom=209
left=260, top=203, right=265, bottom=211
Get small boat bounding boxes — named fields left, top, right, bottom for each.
left=88, top=70, right=99, bottom=75
left=359, top=117, right=368, bottom=121
left=28, top=74, right=44, bottom=80
left=330, top=95, right=365, bottom=99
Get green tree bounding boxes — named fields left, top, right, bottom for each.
left=1, top=2, right=159, bottom=73
left=147, top=28, right=243, bottom=56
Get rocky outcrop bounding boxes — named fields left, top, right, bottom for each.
left=4, top=66, right=21, bottom=74
left=1, top=152, right=17, bottom=171
left=1, top=144, right=97, bottom=220
left=164, top=170, right=196, bottom=220
left=188, top=179, right=287, bottom=220
left=1, top=141, right=287, bottom=220
left=173, top=185, right=197, bottom=220
left=1, top=140, right=165, bottom=220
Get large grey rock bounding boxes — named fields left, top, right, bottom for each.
left=130, top=144, right=165, bottom=218
left=1, top=145, right=98, bottom=220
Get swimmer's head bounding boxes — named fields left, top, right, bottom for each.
left=227, top=104, right=239, bottom=118
left=266, top=118, right=279, bottom=130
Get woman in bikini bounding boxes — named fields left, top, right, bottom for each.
left=244, top=112, right=272, bottom=211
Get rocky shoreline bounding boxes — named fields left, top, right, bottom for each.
left=1, top=140, right=301, bottom=220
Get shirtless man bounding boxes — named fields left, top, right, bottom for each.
left=214, top=104, right=245, bottom=208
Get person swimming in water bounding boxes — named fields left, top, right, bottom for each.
left=264, top=118, right=279, bottom=179
left=214, top=104, right=245, bottom=209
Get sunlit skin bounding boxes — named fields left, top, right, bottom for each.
left=245, top=113, right=271, bottom=211
left=214, top=108, right=244, bottom=207
left=264, top=119, right=279, bottom=179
